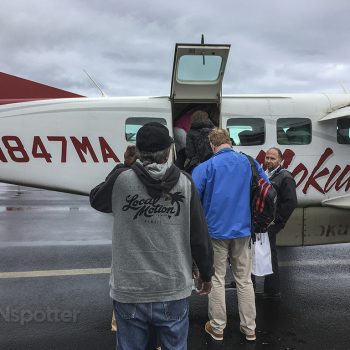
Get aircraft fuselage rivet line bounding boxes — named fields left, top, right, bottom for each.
left=0, top=268, right=111, bottom=279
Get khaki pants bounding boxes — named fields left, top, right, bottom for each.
left=208, top=237, right=256, bottom=336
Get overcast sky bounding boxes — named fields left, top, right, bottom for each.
left=1, top=0, right=350, bottom=97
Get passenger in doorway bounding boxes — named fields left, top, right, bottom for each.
left=174, top=110, right=193, bottom=150
left=255, top=147, right=297, bottom=300
left=192, top=128, right=268, bottom=343
left=90, top=122, right=213, bottom=350
left=184, top=110, right=214, bottom=173
left=173, top=109, right=194, bottom=170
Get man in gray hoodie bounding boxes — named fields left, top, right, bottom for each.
left=90, top=122, right=214, bottom=350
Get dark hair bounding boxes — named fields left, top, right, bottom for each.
left=268, top=147, right=283, bottom=159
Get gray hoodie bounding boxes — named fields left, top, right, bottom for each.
left=90, top=162, right=213, bottom=303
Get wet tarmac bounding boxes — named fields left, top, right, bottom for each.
left=0, top=183, right=349, bottom=350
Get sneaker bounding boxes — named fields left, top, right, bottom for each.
left=240, top=326, right=256, bottom=342
left=205, top=321, right=223, bottom=341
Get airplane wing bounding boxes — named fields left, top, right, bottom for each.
left=319, top=106, right=350, bottom=121
left=0, top=72, right=83, bottom=105
left=322, top=194, right=350, bottom=209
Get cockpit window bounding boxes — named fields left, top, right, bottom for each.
left=177, top=55, right=222, bottom=82
left=226, top=118, right=265, bottom=146
left=125, top=117, right=167, bottom=143
left=337, top=117, right=350, bottom=144
left=277, top=118, right=311, bottom=145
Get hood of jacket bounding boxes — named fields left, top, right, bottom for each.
left=131, top=160, right=181, bottom=198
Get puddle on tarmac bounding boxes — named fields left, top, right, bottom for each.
left=0, top=206, right=87, bottom=212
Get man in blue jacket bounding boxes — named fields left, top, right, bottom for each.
left=192, top=128, right=268, bottom=343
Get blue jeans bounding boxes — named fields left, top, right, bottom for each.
left=113, top=298, right=189, bottom=350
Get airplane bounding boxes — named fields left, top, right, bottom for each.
left=0, top=71, right=83, bottom=105
left=0, top=41, right=349, bottom=247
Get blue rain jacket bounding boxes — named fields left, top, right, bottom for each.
left=192, top=148, right=268, bottom=240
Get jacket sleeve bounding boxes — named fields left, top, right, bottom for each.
left=253, top=158, right=270, bottom=182
left=191, top=163, right=206, bottom=201
left=89, top=164, right=129, bottom=213
left=184, top=173, right=214, bottom=282
left=274, top=174, right=297, bottom=229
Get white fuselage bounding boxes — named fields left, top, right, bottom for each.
left=0, top=93, right=349, bottom=246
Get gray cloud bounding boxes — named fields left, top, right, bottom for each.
left=1, top=0, right=350, bottom=97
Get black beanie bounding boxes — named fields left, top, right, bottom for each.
left=136, top=122, right=173, bottom=152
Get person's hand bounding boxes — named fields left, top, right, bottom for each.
left=196, top=277, right=212, bottom=296
left=124, top=145, right=137, bottom=166
left=192, top=265, right=199, bottom=280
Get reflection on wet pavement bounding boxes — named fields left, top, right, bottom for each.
left=0, top=184, right=349, bottom=350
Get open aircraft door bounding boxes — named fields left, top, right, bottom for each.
left=170, top=43, right=230, bottom=117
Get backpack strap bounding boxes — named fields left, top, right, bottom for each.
left=241, top=153, right=258, bottom=242
left=244, top=153, right=259, bottom=181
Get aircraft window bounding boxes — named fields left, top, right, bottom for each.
left=337, top=117, right=350, bottom=144
left=226, top=118, right=265, bottom=146
left=177, top=55, right=222, bottom=82
left=277, top=118, right=311, bottom=145
left=125, top=118, right=167, bottom=143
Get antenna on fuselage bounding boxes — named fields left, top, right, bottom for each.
left=339, top=82, right=348, bottom=94
left=201, top=34, right=205, bottom=65
left=83, top=69, right=107, bottom=97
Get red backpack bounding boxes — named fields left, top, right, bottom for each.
left=244, top=154, right=277, bottom=240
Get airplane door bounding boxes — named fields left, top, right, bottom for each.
left=170, top=43, right=230, bottom=103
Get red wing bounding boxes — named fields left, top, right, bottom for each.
left=0, top=72, right=84, bottom=105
